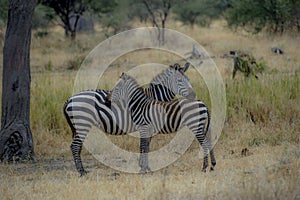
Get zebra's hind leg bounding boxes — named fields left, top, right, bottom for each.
left=202, top=138, right=217, bottom=172
left=139, top=136, right=152, bottom=173
left=209, top=149, right=216, bottom=171
left=195, top=134, right=209, bottom=172
left=71, top=135, right=88, bottom=176
left=206, top=135, right=216, bottom=171
left=202, top=144, right=209, bottom=172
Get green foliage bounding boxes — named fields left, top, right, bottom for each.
left=0, top=0, right=8, bottom=27
left=128, top=0, right=178, bottom=44
left=173, top=0, right=227, bottom=27
left=0, top=1, right=54, bottom=29
left=87, top=0, right=117, bottom=13
left=225, top=0, right=300, bottom=33
left=97, top=0, right=131, bottom=36
left=128, top=1, right=150, bottom=23
left=32, top=4, right=55, bottom=29
left=129, top=0, right=174, bottom=23
left=39, top=0, right=118, bottom=38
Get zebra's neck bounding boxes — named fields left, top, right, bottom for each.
left=151, top=68, right=171, bottom=85
left=149, top=84, right=175, bottom=101
left=128, top=87, right=150, bottom=113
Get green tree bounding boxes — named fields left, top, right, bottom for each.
left=39, top=0, right=117, bottom=39
left=290, top=0, right=300, bottom=31
left=0, top=0, right=9, bottom=27
left=32, top=4, right=55, bottom=29
left=0, top=1, right=53, bottom=30
left=226, top=0, right=300, bottom=33
left=173, top=0, right=227, bottom=27
left=96, top=0, right=131, bottom=37
left=130, top=0, right=178, bottom=45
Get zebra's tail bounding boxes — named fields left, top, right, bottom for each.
left=63, top=99, right=76, bottom=139
left=205, top=106, right=211, bottom=137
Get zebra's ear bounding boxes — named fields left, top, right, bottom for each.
left=120, top=72, right=127, bottom=80
left=180, top=62, right=190, bottom=73
left=172, top=63, right=180, bottom=70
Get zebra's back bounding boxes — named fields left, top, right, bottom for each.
left=64, top=90, right=135, bottom=135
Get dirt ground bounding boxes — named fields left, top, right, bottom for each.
left=1, top=138, right=299, bottom=200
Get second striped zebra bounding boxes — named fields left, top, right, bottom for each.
left=109, top=73, right=216, bottom=173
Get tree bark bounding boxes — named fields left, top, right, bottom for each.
left=0, top=0, right=36, bottom=162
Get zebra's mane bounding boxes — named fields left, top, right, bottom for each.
left=150, top=67, right=174, bottom=85
left=125, top=75, right=144, bottom=93
left=111, top=74, right=148, bottom=102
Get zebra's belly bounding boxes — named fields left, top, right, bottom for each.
left=156, top=121, right=184, bottom=134
left=145, top=116, right=184, bottom=135
left=97, top=105, right=137, bottom=135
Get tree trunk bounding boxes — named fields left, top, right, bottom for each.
left=0, top=0, right=36, bottom=162
left=161, top=20, right=165, bottom=45
left=70, top=30, right=76, bottom=40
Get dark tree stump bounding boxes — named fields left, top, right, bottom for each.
left=0, top=0, right=36, bottom=162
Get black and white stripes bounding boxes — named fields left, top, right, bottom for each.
left=109, top=73, right=216, bottom=173
left=63, top=63, right=196, bottom=176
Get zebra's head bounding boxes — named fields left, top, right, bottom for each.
left=151, top=63, right=196, bottom=100
left=109, top=73, right=139, bottom=104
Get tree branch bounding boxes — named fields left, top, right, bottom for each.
left=143, top=0, right=159, bottom=28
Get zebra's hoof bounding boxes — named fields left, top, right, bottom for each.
left=212, top=161, right=216, bottom=167
left=202, top=168, right=207, bottom=173
left=210, top=166, right=214, bottom=171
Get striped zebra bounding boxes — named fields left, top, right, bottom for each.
left=109, top=73, right=216, bottom=173
left=63, top=63, right=196, bottom=176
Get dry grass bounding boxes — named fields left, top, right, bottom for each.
left=0, top=142, right=299, bottom=199
left=0, top=20, right=299, bottom=199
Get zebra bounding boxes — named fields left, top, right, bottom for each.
left=109, top=73, right=216, bottom=173
left=63, top=63, right=196, bottom=176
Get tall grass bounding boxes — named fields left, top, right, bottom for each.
left=28, top=69, right=299, bottom=157
left=225, top=73, right=299, bottom=147
left=30, top=73, right=74, bottom=135
left=226, top=73, right=299, bottom=125
left=29, top=73, right=75, bottom=157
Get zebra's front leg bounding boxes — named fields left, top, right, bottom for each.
left=71, top=136, right=88, bottom=176
left=139, top=136, right=152, bottom=173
